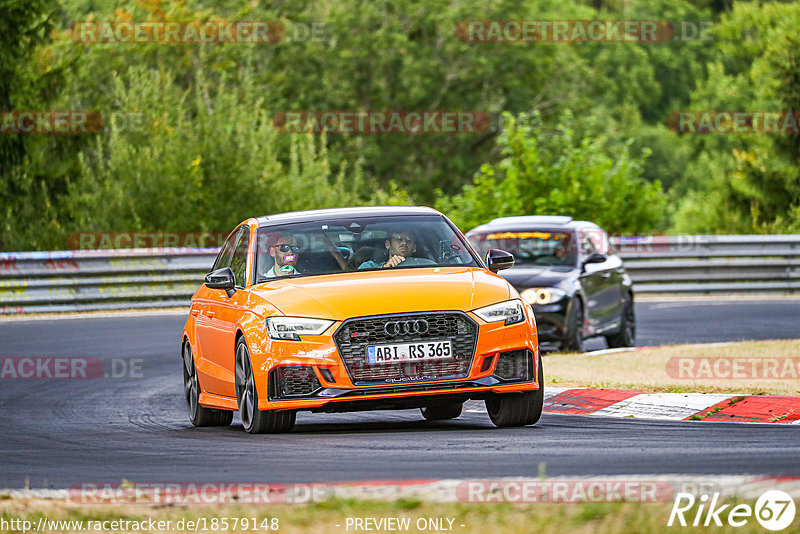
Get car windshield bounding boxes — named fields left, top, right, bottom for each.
left=255, top=214, right=480, bottom=282
left=468, top=230, right=577, bottom=267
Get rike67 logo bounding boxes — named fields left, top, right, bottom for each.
left=669, top=490, right=796, bottom=531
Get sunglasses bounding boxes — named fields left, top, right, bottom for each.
left=273, top=244, right=300, bottom=253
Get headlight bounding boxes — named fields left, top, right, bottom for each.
left=266, top=317, right=335, bottom=341
left=473, top=299, right=526, bottom=326
left=521, top=287, right=567, bottom=305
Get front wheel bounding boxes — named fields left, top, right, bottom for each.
left=183, top=341, right=233, bottom=427
left=605, top=294, right=636, bottom=348
left=235, top=339, right=296, bottom=434
left=559, top=298, right=584, bottom=353
left=485, top=356, right=544, bottom=428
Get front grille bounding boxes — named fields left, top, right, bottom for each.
left=269, top=366, right=321, bottom=398
left=493, top=349, right=533, bottom=381
left=333, top=312, right=478, bottom=384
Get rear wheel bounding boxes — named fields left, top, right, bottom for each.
left=485, top=357, right=544, bottom=428
left=559, top=298, right=584, bottom=353
left=421, top=402, right=463, bottom=421
left=606, top=294, right=635, bottom=348
left=183, top=341, right=233, bottom=427
left=235, top=339, right=296, bottom=434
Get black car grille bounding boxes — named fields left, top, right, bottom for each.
left=333, top=312, right=478, bottom=384
left=493, top=349, right=533, bottom=381
left=269, top=366, right=322, bottom=398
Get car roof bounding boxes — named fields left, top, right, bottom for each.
left=256, top=206, right=441, bottom=227
left=467, top=215, right=601, bottom=234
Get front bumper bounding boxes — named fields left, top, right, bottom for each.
left=251, top=311, right=538, bottom=412
left=530, top=301, right=569, bottom=342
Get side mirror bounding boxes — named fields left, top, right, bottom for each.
left=486, top=249, right=515, bottom=273
left=583, top=252, right=607, bottom=266
left=205, top=267, right=235, bottom=292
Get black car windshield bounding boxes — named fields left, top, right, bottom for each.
left=255, top=215, right=480, bottom=282
left=468, top=230, right=577, bottom=267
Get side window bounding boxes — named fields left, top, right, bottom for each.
left=579, top=231, right=598, bottom=254
left=579, top=229, right=610, bottom=255
left=230, top=226, right=250, bottom=287
left=212, top=228, right=241, bottom=271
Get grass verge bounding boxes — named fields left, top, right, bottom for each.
left=545, top=339, right=800, bottom=395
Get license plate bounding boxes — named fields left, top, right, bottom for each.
left=366, top=340, right=452, bottom=365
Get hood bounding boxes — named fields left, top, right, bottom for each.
left=250, top=267, right=512, bottom=320
left=499, top=265, right=577, bottom=291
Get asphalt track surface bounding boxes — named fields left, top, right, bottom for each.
left=1, top=299, right=799, bottom=489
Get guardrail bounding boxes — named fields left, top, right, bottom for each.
left=0, top=248, right=217, bottom=314
left=1, top=235, right=798, bottom=314
left=613, top=235, right=800, bottom=294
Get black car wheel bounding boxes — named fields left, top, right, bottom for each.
left=606, top=294, right=636, bottom=348
left=485, top=357, right=544, bottom=427
left=421, top=402, right=463, bottom=421
left=235, top=338, right=296, bottom=434
left=559, top=298, right=584, bottom=353
left=183, top=341, right=233, bottom=427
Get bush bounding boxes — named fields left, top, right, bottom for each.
left=436, top=112, right=665, bottom=233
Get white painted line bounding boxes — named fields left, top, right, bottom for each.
left=583, top=347, right=642, bottom=356
left=544, top=387, right=568, bottom=398
left=592, top=393, right=736, bottom=420
left=4, top=475, right=800, bottom=501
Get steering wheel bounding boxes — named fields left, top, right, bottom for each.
left=397, top=257, right=437, bottom=267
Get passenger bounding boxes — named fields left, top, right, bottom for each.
left=358, top=228, right=417, bottom=269
left=265, top=234, right=301, bottom=277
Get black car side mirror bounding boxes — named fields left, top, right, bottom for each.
left=486, top=249, right=515, bottom=273
left=582, top=252, right=607, bottom=268
left=205, top=267, right=236, bottom=296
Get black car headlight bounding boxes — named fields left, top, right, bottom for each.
left=521, top=287, right=567, bottom=305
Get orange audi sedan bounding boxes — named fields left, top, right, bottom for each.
left=182, top=207, right=542, bottom=433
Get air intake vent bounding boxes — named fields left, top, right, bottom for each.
left=493, top=350, right=533, bottom=381
left=269, top=366, right=322, bottom=398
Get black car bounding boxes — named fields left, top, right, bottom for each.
left=466, top=216, right=635, bottom=352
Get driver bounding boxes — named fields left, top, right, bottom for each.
left=264, top=233, right=301, bottom=277
left=358, top=227, right=417, bottom=269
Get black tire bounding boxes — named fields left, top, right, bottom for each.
left=559, top=298, right=584, bottom=353
left=485, top=357, right=545, bottom=428
left=235, top=339, right=296, bottom=434
left=606, top=293, right=636, bottom=348
left=421, top=401, right=463, bottom=421
left=183, top=341, right=233, bottom=427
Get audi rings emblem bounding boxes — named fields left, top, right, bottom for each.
left=384, top=319, right=429, bottom=337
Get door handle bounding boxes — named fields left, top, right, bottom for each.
left=206, top=311, right=216, bottom=318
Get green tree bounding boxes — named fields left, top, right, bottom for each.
left=671, top=2, right=800, bottom=233
left=437, top=112, right=665, bottom=233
